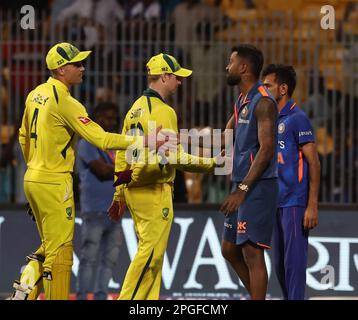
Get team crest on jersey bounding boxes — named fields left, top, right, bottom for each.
left=130, top=108, right=144, bottom=119
left=240, top=106, right=249, bottom=118
left=278, top=122, right=285, bottom=134
left=162, top=208, right=169, bottom=220
left=66, top=207, right=73, bottom=220
left=78, top=116, right=91, bottom=125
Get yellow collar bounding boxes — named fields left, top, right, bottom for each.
left=46, top=77, right=70, bottom=94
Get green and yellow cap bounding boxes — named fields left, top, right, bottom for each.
left=146, top=53, right=192, bottom=77
left=45, top=42, right=91, bottom=70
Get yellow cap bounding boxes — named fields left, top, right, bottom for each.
left=45, top=42, right=91, bottom=70
left=146, top=53, right=192, bottom=77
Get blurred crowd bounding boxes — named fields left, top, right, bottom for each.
left=1, top=0, right=358, bottom=204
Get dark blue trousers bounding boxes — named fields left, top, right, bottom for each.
left=273, top=207, right=308, bottom=300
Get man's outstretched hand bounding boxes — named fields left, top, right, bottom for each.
left=113, top=170, right=133, bottom=187
left=107, top=200, right=126, bottom=222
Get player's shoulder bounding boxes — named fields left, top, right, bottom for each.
left=290, top=104, right=310, bottom=121
left=254, top=86, right=276, bottom=107
left=26, top=83, right=55, bottom=106
left=61, top=94, right=84, bottom=111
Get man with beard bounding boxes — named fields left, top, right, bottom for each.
left=220, top=45, right=278, bottom=300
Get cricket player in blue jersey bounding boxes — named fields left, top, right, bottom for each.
left=220, top=45, right=278, bottom=300
left=262, top=64, right=320, bottom=300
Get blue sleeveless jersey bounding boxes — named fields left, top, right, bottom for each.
left=232, top=81, right=278, bottom=182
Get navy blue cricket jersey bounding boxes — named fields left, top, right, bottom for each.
left=277, top=99, right=315, bottom=208
left=232, top=81, right=278, bottom=182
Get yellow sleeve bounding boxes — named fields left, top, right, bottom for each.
left=168, top=145, right=216, bottom=173
left=156, top=107, right=216, bottom=173
left=58, top=97, right=143, bottom=151
left=18, top=92, right=33, bottom=163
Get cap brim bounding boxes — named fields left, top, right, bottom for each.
left=70, top=51, right=92, bottom=63
left=173, top=68, right=192, bottom=77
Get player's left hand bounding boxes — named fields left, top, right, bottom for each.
left=220, top=189, right=246, bottom=216
left=303, top=206, right=318, bottom=230
left=107, top=200, right=126, bottom=222
left=113, top=170, right=133, bottom=187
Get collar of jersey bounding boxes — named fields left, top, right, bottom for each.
left=143, top=88, right=165, bottom=103
left=246, top=81, right=263, bottom=101
left=47, top=77, right=70, bottom=94
left=279, top=99, right=296, bottom=116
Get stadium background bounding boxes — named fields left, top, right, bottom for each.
left=0, top=0, right=357, bottom=299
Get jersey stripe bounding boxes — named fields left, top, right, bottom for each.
left=298, top=150, right=303, bottom=182
left=131, top=249, right=154, bottom=300
left=52, top=85, right=59, bottom=104
left=146, top=96, right=152, bottom=114
left=61, top=133, right=75, bottom=159
left=258, top=85, right=269, bottom=97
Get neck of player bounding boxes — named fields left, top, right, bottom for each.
left=238, top=77, right=257, bottom=97
left=278, top=96, right=290, bottom=113
left=149, top=84, right=168, bottom=101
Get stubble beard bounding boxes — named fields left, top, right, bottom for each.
left=226, top=74, right=241, bottom=86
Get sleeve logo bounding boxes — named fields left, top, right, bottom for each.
left=78, top=116, right=91, bottom=125
left=299, top=130, right=313, bottom=137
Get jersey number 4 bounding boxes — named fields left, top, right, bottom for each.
left=30, top=108, right=39, bottom=148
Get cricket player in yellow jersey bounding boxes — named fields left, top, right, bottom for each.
left=9, top=43, right=165, bottom=300
left=108, top=53, right=222, bottom=300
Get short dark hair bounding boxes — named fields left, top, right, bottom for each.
left=93, top=102, right=118, bottom=117
left=262, top=64, right=297, bottom=97
left=232, top=44, right=264, bottom=78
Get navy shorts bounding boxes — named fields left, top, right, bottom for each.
left=222, top=178, right=278, bottom=249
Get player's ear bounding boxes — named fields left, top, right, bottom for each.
left=57, top=66, right=66, bottom=76
left=280, top=83, right=288, bottom=96
left=239, top=62, right=248, bottom=74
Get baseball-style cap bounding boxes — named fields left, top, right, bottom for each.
left=146, top=53, right=192, bottom=77
left=45, top=42, right=91, bottom=70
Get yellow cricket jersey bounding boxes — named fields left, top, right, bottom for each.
left=19, top=77, right=142, bottom=183
left=113, top=88, right=216, bottom=200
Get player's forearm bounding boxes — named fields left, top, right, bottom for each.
left=307, top=157, right=321, bottom=207
left=171, top=147, right=216, bottom=173
left=18, top=134, right=28, bottom=163
left=102, top=132, right=143, bottom=151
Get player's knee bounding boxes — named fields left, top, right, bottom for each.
left=44, top=242, right=73, bottom=278
left=102, top=253, right=120, bottom=269
left=221, top=241, right=236, bottom=262
left=42, top=243, right=73, bottom=300
left=54, top=242, right=73, bottom=267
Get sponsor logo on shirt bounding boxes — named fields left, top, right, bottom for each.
left=237, top=221, right=247, bottom=234
left=78, top=116, right=91, bottom=125
left=238, top=118, right=250, bottom=124
left=299, top=130, right=313, bottom=137
left=278, top=122, right=285, bottom=134
left=224, top=222, right=233, bottom=229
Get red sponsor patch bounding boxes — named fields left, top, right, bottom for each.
left=78, top=116, right=91, bottom=125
